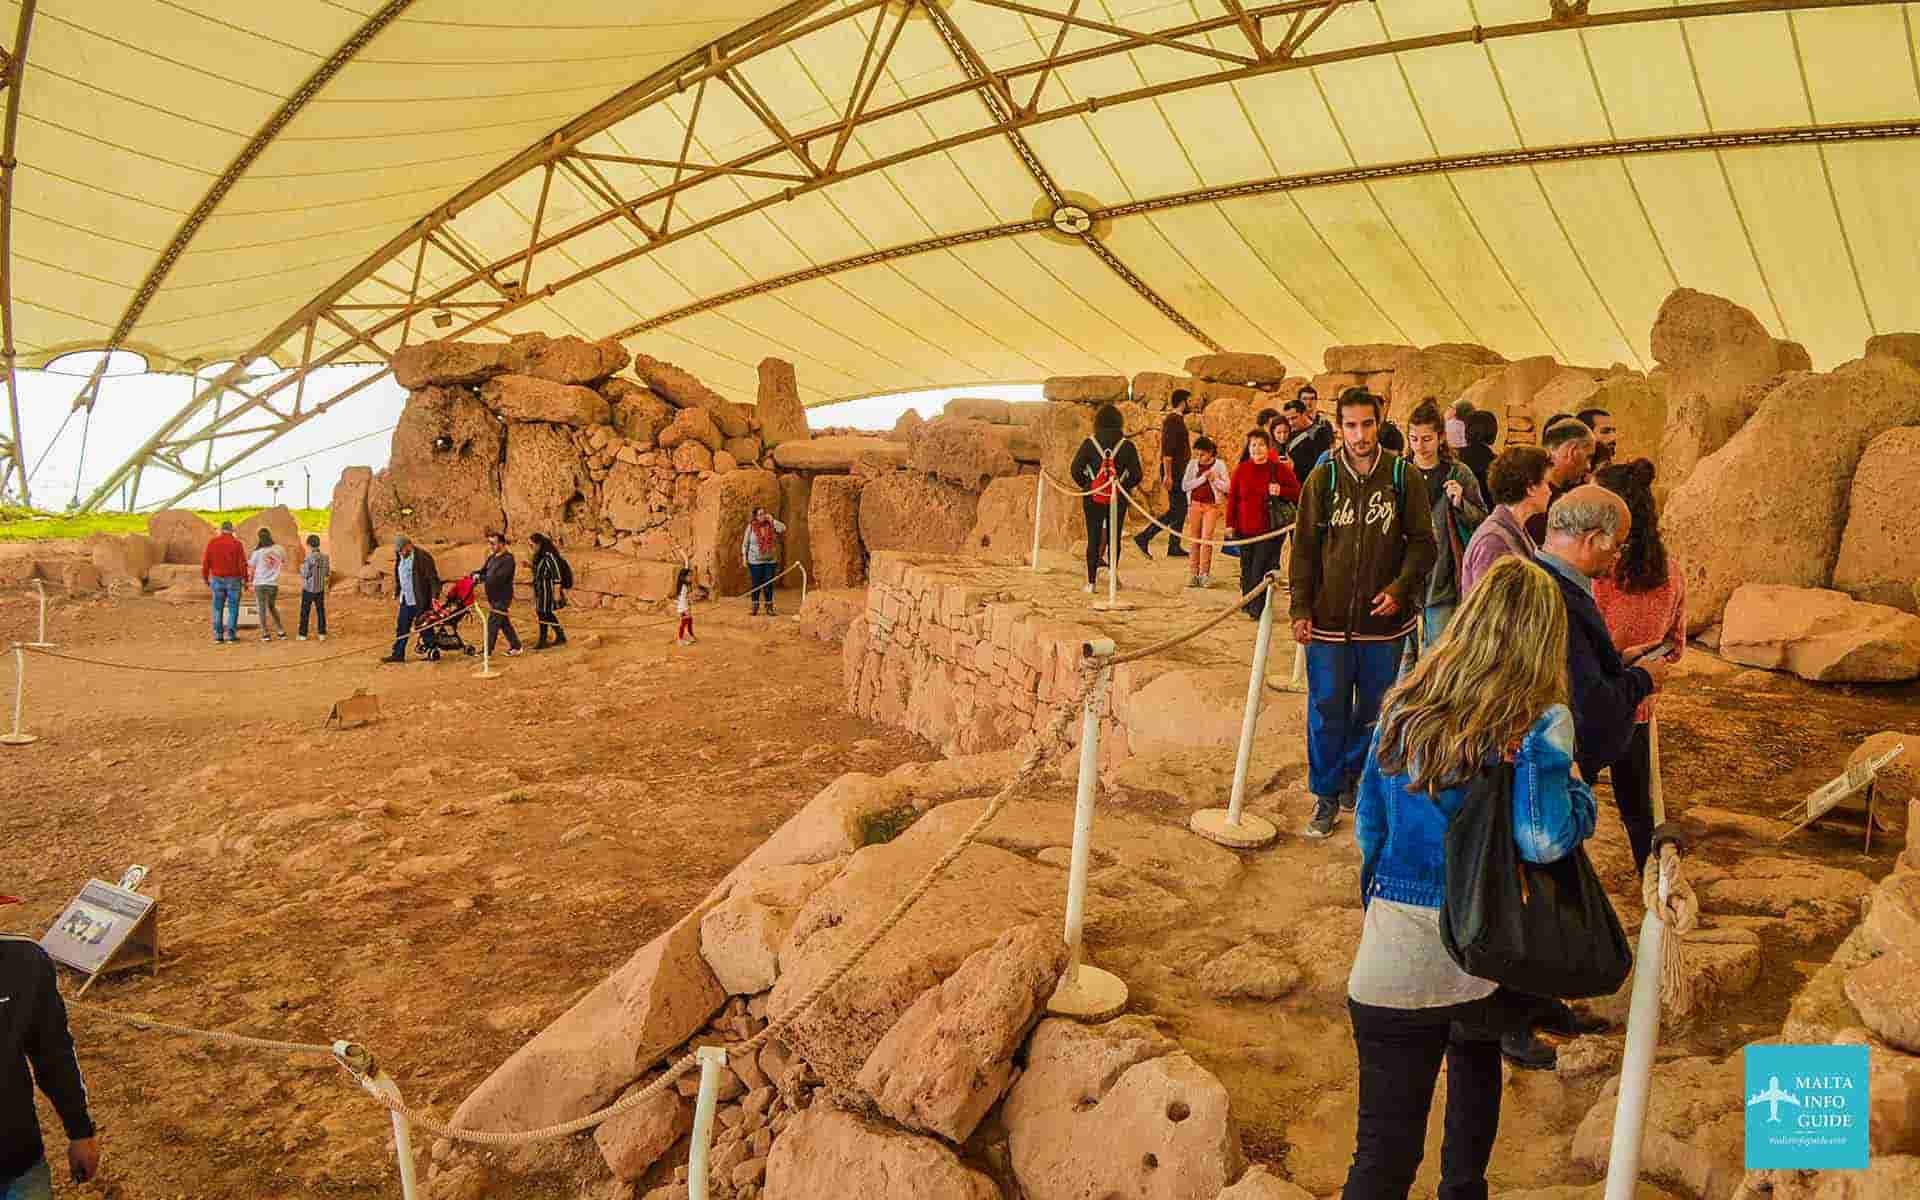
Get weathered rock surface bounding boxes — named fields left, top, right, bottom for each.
left=943, top=396, right=1012, bottom=423
left=1862, top=871, right=1920, bottom=957
left=699, top=860, right=844, bottom=995
left=965, top=474, right=1073, bottom=565
left=605, top=380, right=674, bottom=445
left=1198, top=942, right=1301, bottom=1001
left=480, top=374, right=610, bottom=427
left=1185, top=352, right=1289, bottom=386
left=762, top=1105, right=999, bottom=1200
left=368, top=385, right=503, bottom=544
left=502, top=333, right=628, bottom=385
left=658, top=407, right=723, bottom=453
left=1005, top=1016, right=1243, bottom=1200
left=1849, top=731, right=1920, bottom=813
left=799, top=588, right=864, bottom=643
left=772, top=436, right=902, bottom=472
left=633, top=352, right=750, bottom=438
left=593, top=1079, right=691, bottom=1180
left=61, top=561, right=102, bottom=594
left=807, top=475, right=866, bottom=588
left=692, top=469, right=780, bottom=595
left=147, top=509, right=214, bottom=565
left=856, top=922, right=1066, bottom=1142
left=857, top=472, right=978, bottom=556
left=777, top=472, right=813, bottom=583
left=452, top=907, right=725, bottom=1132
left=327, top=467, right=374, bottom=578
left=755, top=357, right=808, bottom=448
left=1866, top=332, right=1920, bottom=372
left=1719, top=585, right=1920, bottom=682
left=1846, top=951, right=1920, bottom=1052
left=1324, top=343, right=1413, bottom=374
left=1531, top=368, right=1668, bottom=464
left=236, top=506, right=305, bottom=571
left=89, top=532, right=157, bottom=587
left=1043, top=375, right=1128, bottom=405
left=908, top=416, right=1020, bottom=492
left=888, top=408, right=924, bottom=443
left=1218, top=1168, right=1315, bottom=1199
left=1652, top=288, right=1797, bottom=487
left=503, top=423, right=593, bottom=542
left=1833, top=426, right=1920, bottom=612
left=724, top=435, right=762, bottom=465
left=1833, top=1029, right=1920, bottom=1156
left=1386, top=346, right=1504, bottom=418
left=392, top=339, right=508, bottom=389
left=1666, top=358, right=1920, bottom=630
left=1573, top=1054, right=1744, bottom=1200
left=1456, top=356, right=1563, bottom=446
left=670, top=441, right=713, bottom=475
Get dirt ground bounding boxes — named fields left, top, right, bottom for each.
left=1, top=572, right=1912, bottom=1200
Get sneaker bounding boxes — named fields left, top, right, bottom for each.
left=277, top=634, right=289, bottom=641
left=1083, top=582, right=1095, bottom=594
left=506, top=647, right=522, bottom=657
left=1339, top=781, right=1358, bottom=813
left=1132, top=530, right=1153, bottom=560
left=1168, top=548, right=1190, bottom=558
left=378, top=655, right=405, bottom=665
left=1536, top=1001, right=1609, bottom=1037
left=1500, top=1031, right=1557, bottom=1071
left=766, top=607, right=777, bottom=617
left=1184, top=576, right=1200, bottom=589
left=1201, top=573, right=1212, bottom=587
left=750, top=605, right=761, bottom=616
left=319, top=634, right=327, bottom=642
left=298, top=634, right=308, bottom=641
left=261, top=636, right=272, bottom=644
left=212, top=636, right=222, bottom=645
left=1304, top=796, right=1339, bottom=839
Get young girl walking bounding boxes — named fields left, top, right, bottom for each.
left=674, top=566, right=696, bottom=646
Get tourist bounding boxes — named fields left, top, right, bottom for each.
left=1404, top=400, right=1487, bottom=656
left=1459, top=446, right=1552, bottom=595
left=1522, top=417, right=1596, bottom=544
left=1180, top=435, right=1231, bottom=589
left=674, top=566, right=696, bottom=646
left=247, top=528, right=289, bottom=643
left=1577, top=406, right=1617, bottom=456
left=383, top=536, right=440, bottom=664
left=1342, top=556, right=1595, bottom=1200
left=529, top=532, right=573, bottom=649
left=2, top=902, right=101, bottom=1194
left=742, top=506, right=788, bottom=616
left=1242, top=407, right=1281, bottom=463
left=200, top=519, right=246, bottom=645
left=1070, top=403, right=1143, bottom=594
left=1594, top=460, right=1686, bottom=874
left=1135, top=390, right=1192, bottom=560
left=1445, top=398, right=1475, bottom=450
left=297, top=533, right=329, bottom=642
left=1282, top=386, right=1333, bottom=482
left=1459, top=409, right=1499, bottom=501
left=1292, top=388, right=1435, bottom=838
left=1499, top=485, right=1669, bottom=1070
left=480, top=530, right=523, bottom=657
left=1224, top=427, right=1299, bottom=618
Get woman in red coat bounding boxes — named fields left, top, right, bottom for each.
left=1225, top=427, right=1300, bottom=618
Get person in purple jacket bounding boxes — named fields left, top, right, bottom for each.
left=1458, top=446, right=1553, bottom=597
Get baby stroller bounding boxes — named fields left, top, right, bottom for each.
left=416, top=573, right=479, bottom=661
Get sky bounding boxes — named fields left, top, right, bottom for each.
left=4, top=355, right=1040, bottom=513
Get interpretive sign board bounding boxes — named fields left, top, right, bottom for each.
left=41, top=878, right=159, bottom=994
left=1779, top=742, right=1904, bottom=846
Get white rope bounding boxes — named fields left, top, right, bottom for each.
left=1114, top=482, right=1292, bottom=549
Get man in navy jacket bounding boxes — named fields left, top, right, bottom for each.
left=3, top=901, right=100, bottom=1194
left=1503, top=485, right=1671, bottom=1071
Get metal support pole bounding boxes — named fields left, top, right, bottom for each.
left=1190, top=572, right=1280, bottom=848
left=1046, top=642, right=1128, bottom=1020
left=27, top=578, right=52, bottom=648
left=1092, top=488, right=1131, bottom=611
left=474, top=608, right=501, bottom=679
left=1030, top=471, right=1044, bottom=572
left=2, top=645, right=35, bottom=746
left=335, top=1042, right=418, bottom=1200
left=688, top=1046, right=728, bottom=1200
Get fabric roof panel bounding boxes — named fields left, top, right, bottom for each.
left=1146, top=80, right=1273, bottom=191
left=1213, top=192, right=1402, bottom=350
left=1229, top=71, right=1359, bottom=177
left=1100, top=214, right=1305, bottom=365
left=1014, top=232, right=1199, bottom=364
left=712, top=292, right=912, bottom=392
left=15, top=114, right=211, bottom=214
left=945, top=237, right=1145, bottom=372
left=1822, top=139, right=1920, bottom=340
left=1310, top=58, right=1439, bottom=166
left=883, top=249, right=1109, bottom=376
left=780, top=275, right=1000, bottom=382
left=1529, top=158, right=1679, bottom=368
left=1285, top=184, right=1467, bottom=349
left=1719, top=145, right=1871, bottom=367
left=1788, top=6, right=1920, bottom=124
left=34, top=1, right=319, bottom=103
left=1480, top=32, right=1615, bottom=148
left=829, top=259, right=1052, bottom=381
left=1624, top=150, right=1779, bottom=336
left=1389, top=42, right=1522, bottom=159
left=1131, top=205, right=1337, bottom=365
left=1579, top=21, right=1708, bottom=140
left=136, top=0, right=360, bottom=61
left=1682, top=10, right=1809, bottom=130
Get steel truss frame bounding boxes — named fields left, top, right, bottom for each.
left=0, top=0, right=35, bottom=505
left=71, top=0, right=1911, bottom=511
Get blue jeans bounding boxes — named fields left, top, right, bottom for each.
left=1306, top=637, right=1406, bottom=798
left=3, top=1159, right=53, bottom=1200
left=748, top=561, right=778, bottom=608
left=392, top=601, right=419, bottom=660
left=208, top=576, right=242, bottom=639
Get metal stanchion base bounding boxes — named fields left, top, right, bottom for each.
left=1046, top=964, right=1128, bottom=1021
left=23, top=643, right=52, bottom=650
left=1189, top=808, right=1278, bottom=848
left=473, top=666, right=503, bottom=679
left=0, top=733, right=40, bottom=746
left=1090, top=600, right=1135, bottom=612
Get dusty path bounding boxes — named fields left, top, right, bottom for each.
left=0, top=578, right=1911, bottom=1200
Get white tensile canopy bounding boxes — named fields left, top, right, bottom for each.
left=3, top=0, right=1918, bottom=508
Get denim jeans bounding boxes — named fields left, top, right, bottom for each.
left=208, top=576, right=242, bottom=639
left=392, top=601, right=419, bottom=661
left=298, top=590, right=327, bottom=636
left=3, top=1159, right=53, bottom=1200
left=748, top=561, right=779, bottom=607
left=1146, top=485, right=1188, bottom=553
left=1306, top=637, right=1406, bottom=797
left=1343, top=997, right=1509, bottom=1200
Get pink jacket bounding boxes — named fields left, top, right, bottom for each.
left=1458, top=505, right=1536, bottom=597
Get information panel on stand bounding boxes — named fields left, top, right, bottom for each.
left=41, top=879, right=156, bottom=979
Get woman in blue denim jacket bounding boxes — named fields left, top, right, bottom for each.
left=1340, top=556, right=1597, bottom=1200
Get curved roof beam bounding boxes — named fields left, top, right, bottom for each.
left=83, top=0, right=1910, bottom=511
left=0, top=0, right=36, bottom=505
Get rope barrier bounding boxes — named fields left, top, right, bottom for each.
left=1639, top=841, right=1699, bottom=1018
left=1110, top=574, right=1279, bottom=665
left=1114, top=480, right=1292, bottom=549
left=70, top=1003, right=336, bottom=1057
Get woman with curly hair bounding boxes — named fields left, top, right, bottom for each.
left=1592, top=458, right=1684, bottom=874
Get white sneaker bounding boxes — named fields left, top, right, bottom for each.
left=1082, top=582, right=1095, bottom=594
left=319, top=634, right=327, bottom=642
left=298, top=634, right=308, bottom=641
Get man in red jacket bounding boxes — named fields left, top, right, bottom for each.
left=200, top=521, right=247, bottom=645
left=1224, top=428, right=1300, bottom=619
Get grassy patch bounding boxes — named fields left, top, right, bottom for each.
left=0, top=506, right=331, bottom=543
left=857, top=804, right=921, bottom=847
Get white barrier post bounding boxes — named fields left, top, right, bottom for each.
left=2, top=645, right=36, bottom=746
left=687, top=1045, right=728, bottom=1200
left=1602, top=714, right=1672, bottom=1200
left=1030, top=472, right=1045, bottom=572
left=474, top=609, right=502, bottom=679
left=1047, top=640, right=1128, bottom=1021
left=28, top=579, right=52, bottom=648
left=336, top=1042, right=418, bottom=1200
left=1092, top=488, right=1131, bottom=612
left=1190, top=573, right=1280, bottom=848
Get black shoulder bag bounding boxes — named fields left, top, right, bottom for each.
left=1437, top=762, right=1633, bottom=999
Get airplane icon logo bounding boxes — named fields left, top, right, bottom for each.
left=1746, top=1075, right=1802, bottom=1123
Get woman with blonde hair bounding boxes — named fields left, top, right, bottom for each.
left=1340, top=556, right=1597, bottom=1200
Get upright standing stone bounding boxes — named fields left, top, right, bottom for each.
left=328, top=466, right=374, bottom=578
left=757, top=357, right=809, bottom=449
left=809, top=475, right=867, bottom=588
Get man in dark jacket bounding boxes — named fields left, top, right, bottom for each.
left=1281, top=387, right=1334, bottom=483
left=1504, top=485, right=1671, bottom=1070
left=1070, top=404, right=1144, bottom=593
left=1524, top=416, right=1597, bottom=544
left=480, top=531, right=523, bottom=657
left=3, top=906, right=101, bottom=1194
left=1135, top=391, right=1192, bottom=560
left=383, top=536, right=441, bottom=664
left=1290, top=389, right=1435, bottom=839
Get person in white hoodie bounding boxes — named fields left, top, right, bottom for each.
left=1179, top=436, right=1231, bottom=589
left=246, top=528, right=289, bottom=642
